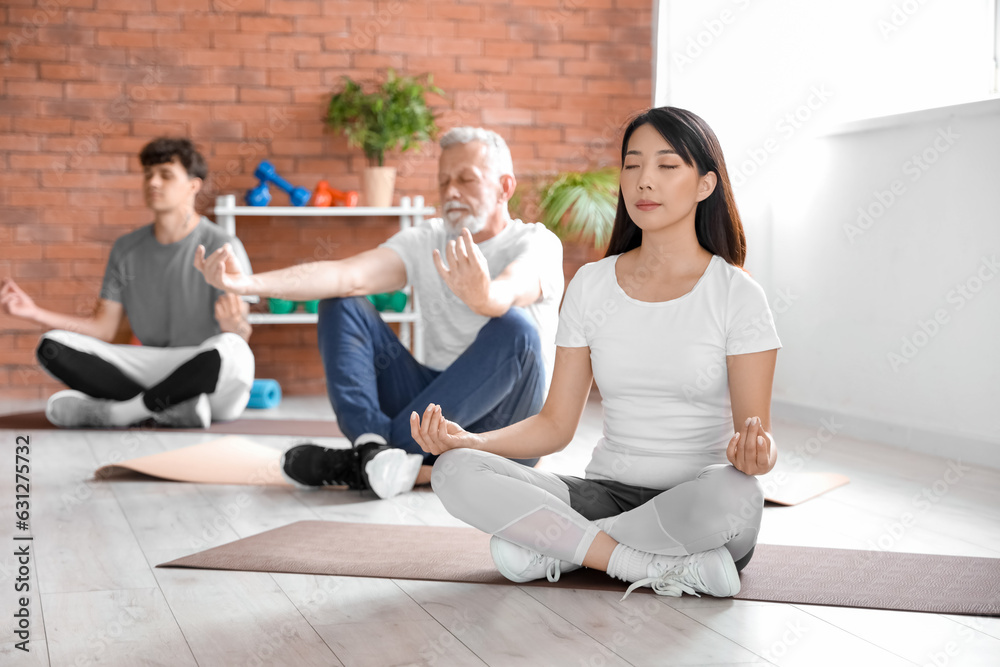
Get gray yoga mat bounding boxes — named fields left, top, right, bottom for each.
left=158, top=520, right=1000, bottom=616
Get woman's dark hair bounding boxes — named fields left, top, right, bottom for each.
left=604, top=107, right=746, bottom=267
left=139, top=137, right=208, bottom=180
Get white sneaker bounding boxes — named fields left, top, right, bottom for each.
left=490, top=535, right=581, bottom=583
left=151, top=394, right=211, bottom=429
left=356, top=434, right=423, bottom=499
left=45, top=390, right=112, bottom=427
left=622, top=546, right=740, bottom=600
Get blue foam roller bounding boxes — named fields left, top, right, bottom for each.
left=246, top=378, right=282, bottom=409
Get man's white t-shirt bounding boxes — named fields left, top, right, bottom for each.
left=556, top=253, right=782, bottom=489
left=381, top=218, right=564, bottom=389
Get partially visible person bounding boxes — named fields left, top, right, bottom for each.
left=195, top=127, right=564, bottom=499
left=412, top=107, right=781, bottom=600
left=0, top=137, right=255, bottom=428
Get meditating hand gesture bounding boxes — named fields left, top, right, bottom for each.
left=194, top=243, right=254, bottom=296
left=727, top=416, right=776, bottom=476
left=433, top=228, right=491, bottom=311
left=410, top=403, right=484, bottom=456
left=0, top=278, right=38, bottom=320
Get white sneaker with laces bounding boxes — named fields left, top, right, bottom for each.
left=622, top=545, right=740, bottom=600
left=356, top=434, right=423, bottom=500
left=45, top=390, right=114, bottom=427
left=364, top=449, right=423, bottom=499
left=490, top=535, right=581, bottom=583
left=151, top=394, right=212, bottom=429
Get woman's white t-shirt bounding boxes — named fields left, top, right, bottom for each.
left=556, top=254, right=782, bottom=489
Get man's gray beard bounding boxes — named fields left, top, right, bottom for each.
left=446, top=211, right=488, bottom=235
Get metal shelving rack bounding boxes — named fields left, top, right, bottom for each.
left=213, top=194, right=434, bottom=362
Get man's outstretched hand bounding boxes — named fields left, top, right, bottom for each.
left=195, top=244, right=255, bottom=296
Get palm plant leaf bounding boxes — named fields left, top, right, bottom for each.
left=538, top=167, right=619, bottom=248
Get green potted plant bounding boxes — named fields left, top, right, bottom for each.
left=325, top=69, right=442, bottom=207
left=535, top=167, right=619, bottom=249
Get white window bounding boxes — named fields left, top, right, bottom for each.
left=654, top=0, right=998, bottom=140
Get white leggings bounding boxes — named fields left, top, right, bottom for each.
left=432, top=448, right=764, bottom=567
left=38, top=330, right=255, bottom=422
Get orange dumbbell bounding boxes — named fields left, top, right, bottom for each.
left=310, top=181, right=360, bottom=207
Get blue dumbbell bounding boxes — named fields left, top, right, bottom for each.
left=250, top=161, right=310, bottom=207
left=245, top=181, right=272, bottom=207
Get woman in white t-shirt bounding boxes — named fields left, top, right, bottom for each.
left=410, top=107, right=781, bottom=599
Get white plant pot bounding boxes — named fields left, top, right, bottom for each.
left=362, top=166, right=396, bottom=207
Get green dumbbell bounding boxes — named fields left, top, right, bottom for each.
left=268, top=298, right=296, bottom=314
left=367, top=291, right=408, bottom=312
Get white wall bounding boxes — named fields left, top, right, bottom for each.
left=770, top=102, right=1000, bottom=467
left=655, top=0, right=1000, bottom=467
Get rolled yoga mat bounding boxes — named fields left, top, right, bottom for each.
left=158, top=520, right=1000, bottom=616
left=0, top=411, right=342, bottom=438
left=246, top=379, right=282, bottom=409
left=92, top=437, right=848, bottom=506
left=95, top=436, right=292, bottom=485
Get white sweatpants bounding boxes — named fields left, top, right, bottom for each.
left=432, top=448, right=763, bottom=567
left=38, top=330, right=255, bottom=422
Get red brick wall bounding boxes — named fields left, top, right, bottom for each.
left=0, top=0, right=651, bottom=399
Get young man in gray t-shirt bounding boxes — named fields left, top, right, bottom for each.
left=197, top=127, right=564, bottom=499
left=0, top=138, right=255, bottom=428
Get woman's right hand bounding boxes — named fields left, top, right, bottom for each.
left=410, top=403, right=483, bottom=455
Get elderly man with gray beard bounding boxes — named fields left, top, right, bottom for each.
left=195, top=127, right=564, bottom=499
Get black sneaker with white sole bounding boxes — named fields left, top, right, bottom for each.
left=280, top=442, right=365, bottom=489
left=280, top=433, right=422, bottom=498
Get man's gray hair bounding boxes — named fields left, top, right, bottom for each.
left=439, top=127, right=515, bottom=179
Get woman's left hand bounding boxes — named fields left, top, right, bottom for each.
left=727, top=416, right=776, bottom=476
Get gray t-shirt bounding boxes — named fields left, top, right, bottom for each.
left=99, top=217, right=252, bottom=347
left=381, top=218, right=564, bottom=390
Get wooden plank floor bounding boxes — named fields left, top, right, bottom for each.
left=1, top=395, right=998, bottom=666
